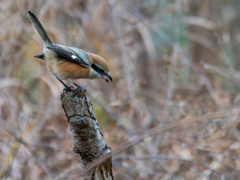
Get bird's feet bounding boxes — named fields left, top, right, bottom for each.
left=74, top=84, right=86, bottom=92
left=57, top=78, right=75, bottom=92
left=63, top=85, right=74, bottom=92
left=67, top=79, right=86, bottom=92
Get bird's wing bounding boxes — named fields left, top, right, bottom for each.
left=68, top=47, right=90, bottom=66
left=47, top=45, right=90, bottom=67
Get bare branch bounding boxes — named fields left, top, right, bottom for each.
left=60, top=88, right=114, bottom=180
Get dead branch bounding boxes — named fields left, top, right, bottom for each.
left=60, top=88, right=114, bottom=180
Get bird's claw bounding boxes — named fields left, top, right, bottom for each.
left=76, top=86, right=86, bottom=92
left=64, top=85, right=74, bottom=92
left=70, top=81, right=86, bottom=92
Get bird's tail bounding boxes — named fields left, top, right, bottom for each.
left=27, top=10, right=53, bottom=47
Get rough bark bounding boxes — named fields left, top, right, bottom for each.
left=60, top=88, right=114, bottom=180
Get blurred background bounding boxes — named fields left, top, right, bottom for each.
left=1, top=0, right=240, bottom=179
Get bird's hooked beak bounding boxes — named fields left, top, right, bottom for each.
left=103, top=73, right=112, bottom=83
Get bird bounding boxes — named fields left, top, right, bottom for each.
left=27, top=10, right=112, bottom=90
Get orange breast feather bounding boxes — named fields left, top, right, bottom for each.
left=52, top=60, right=90, bottom=80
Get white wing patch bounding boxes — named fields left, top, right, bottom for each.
left=71, top=55, right=78, bottom=59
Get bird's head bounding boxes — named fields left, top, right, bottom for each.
left=89, top=53, right=112, bottom=83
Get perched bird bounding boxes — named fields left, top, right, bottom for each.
left=27, top=10, right=112, bottom=89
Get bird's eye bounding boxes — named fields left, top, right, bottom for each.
left=91, top=64, right=106, bottom=75
left=97, top=68, right=104, bottom=74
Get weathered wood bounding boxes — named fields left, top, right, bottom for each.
left=61, top=88, right=114, bottom=180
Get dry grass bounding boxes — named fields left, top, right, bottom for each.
left=1, top=0, right=240, bottom=179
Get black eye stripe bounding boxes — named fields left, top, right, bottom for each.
left=91, top=64, right=106, bottom=75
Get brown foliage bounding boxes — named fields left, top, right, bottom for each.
left=0, top=0, right=240, bottom=179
